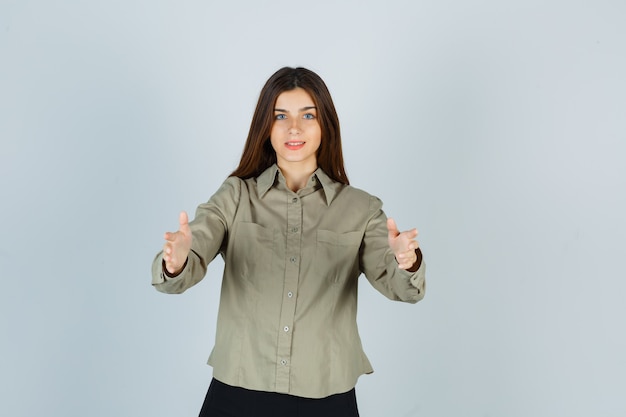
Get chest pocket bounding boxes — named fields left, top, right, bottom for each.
left=314, top=229, right=362, bottom=283
left=231, top=222, right=275, bottom=283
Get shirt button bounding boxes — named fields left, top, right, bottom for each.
left=284, top=326, right=289, bottom=332
left=287, top=292, right=293, bottom=298
left=292, top=198, right=298, bottom=203
left=291, top=227, right=299, bottom=233
left=290, top=257, right=297, bottom=263
left=281, top=359, right=288, bottom=366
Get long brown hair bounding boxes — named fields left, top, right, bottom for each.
left=230, top=67, right=349, bottom=185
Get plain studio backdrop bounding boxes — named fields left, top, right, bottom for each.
left=1, top=1, right=625, bottom=416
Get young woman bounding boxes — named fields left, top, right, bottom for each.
left=152, top=67, right=426, bottom=417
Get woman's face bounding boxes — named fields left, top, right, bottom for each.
left=270, top=88, right=322, bottom=171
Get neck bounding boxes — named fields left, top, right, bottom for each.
left=278, top=162, right=317, bottom=192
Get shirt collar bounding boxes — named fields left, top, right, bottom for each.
left=256, top=164, right=340, bottom=206
left=312, top=166, right=338, bottom=206
left=256, top=164, right=280, bottom=197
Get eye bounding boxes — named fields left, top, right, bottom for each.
left=275, top=114, right=287, bottom=120
left=303, top=113, right=316, bottom=120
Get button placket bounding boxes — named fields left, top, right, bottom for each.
left=275, top=192, right=303, bottom=392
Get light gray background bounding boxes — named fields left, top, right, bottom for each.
left=1, top=1, right=625, bottom=416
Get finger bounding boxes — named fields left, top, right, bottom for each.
left=179, top=211, right=189, bottom=229
left=163, top=241, right=176, bottom=260
left=397, top=229, right=418, bottom=250
left=164, top=231, right=178, bottom=242
left=163, top=248, right=181, bottom=268
left=400, top=261, right=416, bottom=270
left=397, top=250, right=417, bottom=261
left=398, top=261, right=412, bottom=270
left=387, top=218, right=399, bottom=239
left=397, top=252, right=417, bottom=269
left=400, top=228, right=418, bottom=239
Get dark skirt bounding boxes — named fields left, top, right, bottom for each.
left=198, top=378, right=360, bottom=417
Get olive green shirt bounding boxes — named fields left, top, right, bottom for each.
left=151, top=164, right=426, bottom=398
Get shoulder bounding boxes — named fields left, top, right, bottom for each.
left=336, top=184, right=384, bottom=212
left=219, top=176, right=245, bottom=191
left=206, top=176, right=244, bottom=203
left=339, top=184, right=371, bottom=199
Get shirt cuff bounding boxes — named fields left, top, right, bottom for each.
left=151, top=253, right=187, bottom=286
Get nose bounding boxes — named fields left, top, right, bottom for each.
left=288, top=118, right=301, bottom=134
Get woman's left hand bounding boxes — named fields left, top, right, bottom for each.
left=387, top=218, right=419, bottom=270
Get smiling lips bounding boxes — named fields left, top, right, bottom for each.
left=285, top=141, right=305, bottom=150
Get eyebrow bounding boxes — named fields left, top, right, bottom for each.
left=274, top=106, right=317, bottom=113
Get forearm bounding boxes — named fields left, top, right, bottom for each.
left=151, top=177, right=241, bottom=294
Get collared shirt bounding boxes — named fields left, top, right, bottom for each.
left=152, top=164, right=426, bottom=398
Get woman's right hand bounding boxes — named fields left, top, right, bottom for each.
left=162, top=211, right=192, bottom=276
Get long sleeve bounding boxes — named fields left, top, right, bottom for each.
left=359, top=196, right=426, bottom=303
left=151, top=177, right=242, bottom=294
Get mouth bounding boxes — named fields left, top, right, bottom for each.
left=285, top=141, right=305, bottom=150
